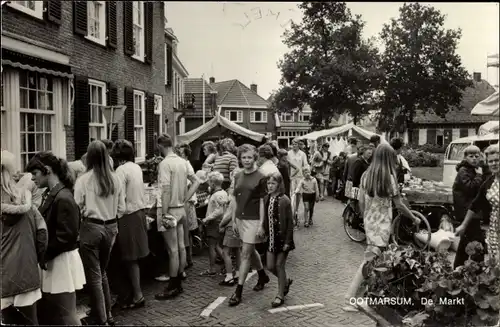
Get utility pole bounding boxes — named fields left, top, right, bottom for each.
left=202, top=73, right=206, bottom=124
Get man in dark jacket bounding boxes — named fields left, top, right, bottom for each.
left=452, top=145, right=485, bottom=268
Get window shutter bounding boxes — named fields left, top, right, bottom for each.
left=237, top=111, right=242, bottom=122
left=107, top=83, right=119, bottom=141
left=145, top=93, right=155, bottom=158
left=263, top=111, right=268, bottom=122
left=74, top=76, right=90, bottom=159
left=46, top=0, right=62, bottom=25
left=166, top=44, right=173, bottom=86
left=225, top=111, right=229, bottom=120
left=123, top=2, right=134, bottom=55
left=144, top=2, right=153, bottom=64
left=73, top=1, right=87, bottom=36
left=250, top=111, right=255, bottom=122
left=124, top=88, right=135, bottom=146
left=106, top=1, right=117, bottom=49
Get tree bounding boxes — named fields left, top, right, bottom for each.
left=377, top=3, right=472, bottom=139
left=272, top=2, right=382, bottom=129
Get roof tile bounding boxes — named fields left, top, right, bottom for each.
left=211, top=79, right=269, bottom=107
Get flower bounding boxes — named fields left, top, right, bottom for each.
left=465, top=241, right=484, bottom=257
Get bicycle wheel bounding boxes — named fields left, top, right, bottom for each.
left=343, top=205, right=366, bottom=243
left=391, top=210, right=431, bottom=249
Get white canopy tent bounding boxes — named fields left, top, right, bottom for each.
left=297, top=123, right=386, bottom=142
left=478, top=120, right=500, bottom=136
left=176, top=113, right=265, bottom=144
left=471, top=91, right=499, bottom=116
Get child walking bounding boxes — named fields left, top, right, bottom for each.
left=200, top=171, right=228, bottom=276
left=218, top=197, right=242, bottom=286
left=293, top=166, right=319, bottom=228
left=264, top=172, right=295, bottom=308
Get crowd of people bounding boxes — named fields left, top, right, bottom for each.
left=2, top=129, right=498, bottom=325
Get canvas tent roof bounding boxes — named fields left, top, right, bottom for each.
left=176, top=113, right=265, bottom=144
left=478, top=120, right=500, bottom=136
left=297, top=123, right=385, bottom=142
left=471, top=91, right=499, bottom=116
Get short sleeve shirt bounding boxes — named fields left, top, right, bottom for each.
left=157, top=154, right=196, bottom=208
left=233, top=169, right=267, bottom=220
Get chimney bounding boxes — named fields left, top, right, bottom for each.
left=473, top=72, right=481, bottom=82
left=209, top=77, right=215, bottom=84
left=250, top=83, right=257, bottom=93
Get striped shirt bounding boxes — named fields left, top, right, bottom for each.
left=213, top=152, right=238, bottom=182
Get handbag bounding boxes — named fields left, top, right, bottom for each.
left=160, top=213, right=177, bottom=229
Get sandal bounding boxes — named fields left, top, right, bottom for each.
left=271, top=296, right=284, bottom=308
left=219, top=278, right=236, bottom=286
left=200, top=270, right=217, bottom=276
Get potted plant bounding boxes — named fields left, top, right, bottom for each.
left=141, top=154, right=164, bottom=186
left=362, top=242, right=499, bottom=327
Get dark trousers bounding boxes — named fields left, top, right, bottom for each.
left=2, top=304, right=38, bottom=325
left=79, top=221, right=118, bottom=324
left=38, top=292, right=80, bottom=325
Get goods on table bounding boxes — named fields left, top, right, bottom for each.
left=144, top=183, right=159, bottom=230
left=403, top=177, right=453, bottom=204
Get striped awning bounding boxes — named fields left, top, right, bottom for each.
left=2, top=59, right=73, bottom=79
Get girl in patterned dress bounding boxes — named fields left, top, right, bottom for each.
left=456, top=143, right=500, bottom=265
left=264, top=172, right=295, bottom=308
left=343, top=144, right=420, bottom=312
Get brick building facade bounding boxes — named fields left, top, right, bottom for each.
left=1, top=1, right=169, bottom=170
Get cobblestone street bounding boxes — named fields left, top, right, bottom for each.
left=98, top=199, right=376, bottom=326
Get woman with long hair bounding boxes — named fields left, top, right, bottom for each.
left=228, top=144, right=270, bottom=307
left=343, top=144, right=419, bottom=312
left=24, top=151, right=85, bottom=325
left=74, top=140, right=125, bottom=325
left=1, top=151, right=48, bottom=325
left=112, top=140, right=149, bottom=310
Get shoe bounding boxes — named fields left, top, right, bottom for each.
left=253, top=275, right=270, bottom=291
left=271, top=296, right=284, bottom=308
left=304, top=222, right=309, bottom=228
left=155, top=275, right=170, bottom=282
left=107, top=316, right=116, bottom=326
left=181, top=272, right=187, bottom=280
left=219, top=278, right=236, bottom=286
left=154, top=287, right=183, bottom=300
left=122, top=297, right=145, bottom=310
left=228, top=293, right=241, bottom=306
left=285, top=279, right=293, bottom=296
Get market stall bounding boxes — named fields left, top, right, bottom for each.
left=471, top=90, right=499, bottom=116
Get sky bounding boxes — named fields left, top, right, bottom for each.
left=166, top=2, right=500, bottom=99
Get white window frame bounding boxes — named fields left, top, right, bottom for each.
left=164, top=44, right=168, bottom=85
left=250, top=110, right=267, bottom=123
left=225, top=110, right=243, bottom=123
left=88, top=79, right=107, bottom=142
left=1, top=73, right=6, bottom=151
left=280, top=112, right=293, bottom=122
left=133, top=90, right=146, bottom=162
left=154, top=94, right=163, bottom=135
left=163, top=2, right=168, bottom=28
left=86, top=1, right=107, bottom=46
left=299, top=112, right=310, bottom=122
left=8, top=1, right=44, bottom=20
left=132, top=1, right=145, bottom=62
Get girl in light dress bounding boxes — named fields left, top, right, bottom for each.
left=343, top=144, right=419, bottom=312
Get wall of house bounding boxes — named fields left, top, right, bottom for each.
left=410, top=124, right=480, bottom=146
left=221, top=108, right=275, bottom=137
left=2, top=1, right=168, bottom=162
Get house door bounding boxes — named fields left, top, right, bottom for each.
left=436, top=129, right=444, bottom=146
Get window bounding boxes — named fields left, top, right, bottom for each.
left=132, top=1, right=145, bottom=61
left=133, top=90, right=146, bottom=160
left=280, top=113, right=293, bottom=122
left=8, top=1, right=44, bottom=19
left=250, top=111, right=267, bottom=123
left=19, top=71, right=54, bottom=169
left=299, top=113, right=310, bottom=122
left=89, top=80, right=107, bottom=142
left=164, top=44, right=168, bottom=85
left=1, top=74, right=6, bottom=150
left=154, top=95, right=162, bottom=137
left=225, top=110, right=243, bottom=123
left=87, top=1, right=106, bottom=45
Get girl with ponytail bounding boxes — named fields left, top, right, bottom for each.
left=25, top=152, right=85, bottom=325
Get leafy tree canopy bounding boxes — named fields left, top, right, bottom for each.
left=272, top=2, right=382, bottom=129
left=377, top=3, right=472, bottom=134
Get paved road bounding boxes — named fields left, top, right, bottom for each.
left=80, top=198, right=376, bottom=326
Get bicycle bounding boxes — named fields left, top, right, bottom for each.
left=192, top=218, right=209, bottom=255
left=343, top=194, right=432, bottom=249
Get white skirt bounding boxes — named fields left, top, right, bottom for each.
left=1, top=288, right=42, bottom=310
left=41, top=249, right=86, bottom=294
left=234, top=218, right=266, bottom=244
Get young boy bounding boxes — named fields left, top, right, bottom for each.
left=200, top=171, right=228, bottom=276
left=292, top=166, right=320, bottom=228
